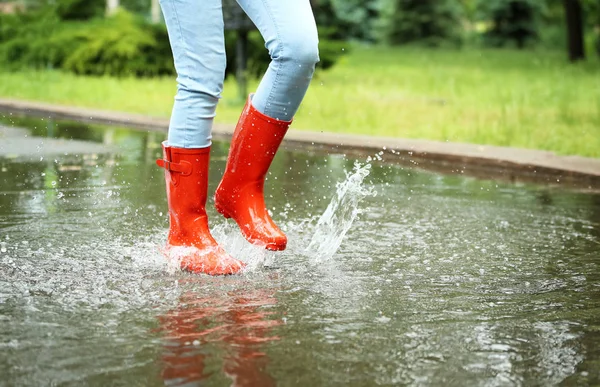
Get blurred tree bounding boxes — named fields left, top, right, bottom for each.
left=11, top=0, right=153, bottom=19
left=536, top=0, right=566, bottom=49
left=461, top=0, right=479, bottom=20
left=563, top=0, right=585, bottom=61
left=0, top=2, right=346, bottom=78
left=106, top=0, right=119, bottom=16
left=311, top=0, right=383, bottom=41
left=57, top=0, right=104, bottom=20
left=22, top=0, right=105, bottom=20
left=581, top=0, right=600, bottom=56
left=150, top=0, right=159, bottom=23
left=476, top=0, right=545, bottom=48
left=120, top=0, right=149, bottom=15
left=385, top=0, right=464, bottom=46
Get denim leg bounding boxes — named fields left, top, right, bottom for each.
left=236, top=0, right=320, bottom=121
left=159, top=0, right=226, bottom=148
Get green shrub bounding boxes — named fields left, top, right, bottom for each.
left=223, top=29, right=348, bottom=79
left=224, top=30, right=268, bottom=79
left=476, top=0, right=545, bottom=48
left=312, top=0, right=383, bottom=42
left=317, top=38, right=349, bottom=70
left=582, top=0, right=600, bottom=56
left=62, top=11, right=172, bottom=76
left=385, top=0, right=464, bottom=47
left=0, top=6, right=346, bottom=78
left=0, top=8, right=174, bottom=76
left=0, top=7, right=65, bottom=69
left=55, top=0, right=104, bottom=20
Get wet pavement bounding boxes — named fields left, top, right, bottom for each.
left=0, top=124, right=115, bottom=160
left=1, top=117, right=599, bottom=386
left=1, top=99, right=599, bottom=189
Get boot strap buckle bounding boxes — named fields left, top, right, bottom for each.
left=155, top=159, right=192, bottom=175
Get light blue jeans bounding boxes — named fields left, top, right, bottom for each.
left=159, top=0, right=320, bottom=149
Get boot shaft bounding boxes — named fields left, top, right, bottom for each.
left=224, top=96, right=292, bottom=182
left=157, top=143, right=212, bottom=246
left=214, top=96, right=290, bottom=251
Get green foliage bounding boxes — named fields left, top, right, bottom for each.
left=224, top=31, right=268, bottom=79
left=0, top=4, right=346, bottom=78
left=317, top=38, right=349, bottom=70
left=476, top=0, right=545, bottom=48
left=331, top=0, right=382, bottom=42
left=13, top=0, right=105, bottom=19
left=0, top=8, right=174, bottom=76
left=312, top=0, right=384, bottom=42
left=385, top=0, right=464, bottom=46
left=55, top=0, right=104, bottom=20
left=224, top=30, right=348, bottom=79
left=2, top=46, right=599, bottom=157
left=121, top=0, right=152, bottom=15
left=0, top=7, right=66, bottom=69
left=61, top=11, right=172, bottom=76
left=581, top=0, right=600, bottom=56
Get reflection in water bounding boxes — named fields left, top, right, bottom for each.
left=2, top=117, right=600, bottom=385
left=159, top=282, right=279, bottom=387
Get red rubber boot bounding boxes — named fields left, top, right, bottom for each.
left=157, top=143, right=245, bottom=275
left=214, top=96, right=291, bottom=251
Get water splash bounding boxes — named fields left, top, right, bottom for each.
left=211, top=222, right=274, bottom=272
left=305, top=161, right=375, bottom=262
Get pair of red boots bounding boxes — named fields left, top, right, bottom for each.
left=156, top=96, right=290, bottom=275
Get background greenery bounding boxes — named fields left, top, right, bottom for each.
left=1, top=46, right=597, bottom=157
left=0, top=0, right=599, bottom=157
left=0, top=0, right=347, bottom=77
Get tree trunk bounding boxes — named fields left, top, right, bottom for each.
left=563, top=0, right=585, bottom=62
left=151, top=0, right=161, bottom=24
left=106, top=0, right=119, bottom=16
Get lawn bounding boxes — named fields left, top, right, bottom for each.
left=1, top=45, right=599, bottom=157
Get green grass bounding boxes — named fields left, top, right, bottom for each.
left=1, top=45, right=599, bottom=157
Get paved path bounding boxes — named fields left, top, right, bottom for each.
left=1, top=98, right=599, bottom=189
left=0, top=125, right=115, bottom=161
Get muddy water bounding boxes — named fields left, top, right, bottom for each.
left=0, top=118, right=599, bottom=386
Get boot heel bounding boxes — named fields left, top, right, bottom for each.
left=215, top=203, right=232, bottom=219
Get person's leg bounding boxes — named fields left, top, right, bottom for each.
left=236, top=0, right=319, bottom=121
left=160, top=0, right=226, bottom=148
left=158, top=0, right=243, bottom=275
left=215, top=0, right=319, bottom=250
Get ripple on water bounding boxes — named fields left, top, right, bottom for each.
left=1, top=131, right=600, bottom=385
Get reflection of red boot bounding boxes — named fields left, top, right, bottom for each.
left=157, top=143, right=244, bottom=275
left=158, top=290, right=280, bottom=386
left=222, top=293, right=280, bottom=387
left=215, top=96, right=291, bottom=251
left=158, top=294, right=214, bottom=385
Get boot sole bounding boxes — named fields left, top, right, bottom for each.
left=215, top=202, right=286, bottom=251
left=215, top=202, right=232, bottom=219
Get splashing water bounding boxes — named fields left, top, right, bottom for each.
left=305, top=161, right=375, bottom=261
left=2, top=119, right=600, bottom=386
left=211, top=221, right=274, bottom=272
